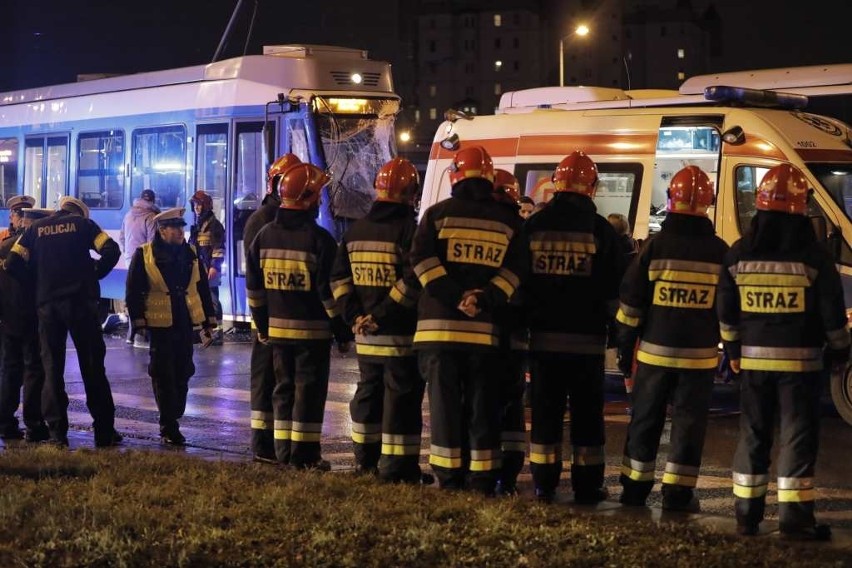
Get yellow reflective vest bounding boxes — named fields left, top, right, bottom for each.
left=142, top=243, right=205, bottom=327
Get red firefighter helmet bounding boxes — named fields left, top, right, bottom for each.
left=448, top=146, right=495, bottom=186
left=666, top=165, right=715, bottom=216
left=278, top=163, right=331, bottom=210
left=552, top=151, right=598, bottom=196
left=190, top=190, right=213, bottom=211
left=375, top=157, right=420, bottom=203
left=267, top=153, right=302, bottom=195
left=493, top=169, right=521, bottom=205
left=755, top=163, right=810, bottom=215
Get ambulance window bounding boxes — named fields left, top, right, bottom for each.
left=808, top=164, right=852, bottom=220
left=736, top=164, right=827, bottom=233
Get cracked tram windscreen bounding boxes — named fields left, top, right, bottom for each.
left=317, top=108, right=396, bottom=222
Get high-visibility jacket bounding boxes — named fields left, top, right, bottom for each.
left=190, top=210, right=225, bottom=278
left=126, top=239, right=217, bottom=330
left=330, top=201, right=418, bottom=360
left=717, top=218, right=849, bottom=372
left=6, top=210, right=119, bottom=304
left=409, top=179, right=528, bottom=350
left=245, top=209, right=341, bottom=343
left=523, top=192, right=623, bottom=355
left=616, top=214, right=729, bottom=369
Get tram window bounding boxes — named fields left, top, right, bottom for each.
left=77, top=131, right=125, bottom=209
left=24, top=140, right=43, bottom=205
left=234, top=122, right=264, bottom=276
left=195, top=123, right=228, bottom=221
left=131, top=125, right=187, bottom=209
left=287, top=119, right=310, bottom=162
left=0, top=138, right=19, bottom=207
left=24, top=136, right=68, bottom=208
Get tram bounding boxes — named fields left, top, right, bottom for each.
left=0, top=44, right=400, bottom=322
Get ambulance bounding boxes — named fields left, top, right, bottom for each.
left=420, top=64, right=852, bottom=425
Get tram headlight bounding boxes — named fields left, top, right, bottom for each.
left=351, top=73, right=363, bottom=85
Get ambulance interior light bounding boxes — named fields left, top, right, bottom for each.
left=704, top=86, right=808, bottom=110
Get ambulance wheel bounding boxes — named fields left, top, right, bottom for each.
left=830, top=364, right=852, bottom=426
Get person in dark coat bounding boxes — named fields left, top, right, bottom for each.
left=126, top=207, right=217, bottom=445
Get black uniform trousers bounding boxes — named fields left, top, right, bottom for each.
left=620, top=363, right=715, bottom=504
left=0, top=332, right=45, bottom=435
left=733, top=370, right=821, bottom=531
left=350, top=356, right=425, bottom=482
left=149, top=326, right=195, bottom=434
left=249, top=331, right=275, bottom=458
left=529, top=353, right=606, bottom=495
left=210, top=286, right=222, bottom=322
left=496, top=348, right=527, bottom=491
left=38, top=295, right=115, bottom=441
left=271, top=341, right=331, bottom=467
left=418, top=349, right=501, bottom=494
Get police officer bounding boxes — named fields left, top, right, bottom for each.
left=190, top=189, right=226, bottom=334
left=525, top=151, right=623, bottom=503
left=491, top=169, right=527, bottom=495
left=718, top=163, right=849, bottom=540
left=126, top=208, right=217, bottom=445
left=246, top=163, right=350, bottom=469
left=0, top=204, right=48, bottom=441
left=5, top=197, right=121, bottom=447
left=410, top=146, right=528, bottom=495
left=331, top=157, right=425, bottom=482
left=615, top=166, right=729, bottom=511
left=243, top=153, right=302, bottom=462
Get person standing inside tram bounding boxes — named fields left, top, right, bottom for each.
left=331, top=157, right=425, bottom=483
left=718, top=163, right=849, bottom=541
left=409, top=146, right=528, bottom=495
left=524, top=151, right=624, bottom=504
left=5, top=197, right=122, bottom=448
left=615, top=166, right=729, bottom=511
left=246, top=163, right=350, bottom=470
left=243, top=153, right=302, bottom=463
left=0, top=202, right=48, bottom=442
left=190, top=189, right=225, bottom=343
left=119, top=188, right=160, bottom=347
left=126, top=207, right=217, bottom=445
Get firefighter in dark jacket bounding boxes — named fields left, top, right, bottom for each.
left=525, top=151, right=624, bottom=504
left=615, top=166, right=729, bottom=511
left=190, top=189, right=226, bottom=331
left=331, top=157, right=425, bottom=482
left=243, top=153, right=302, bottom=462
left=5, top=197, right=122, bottom=447
left=246, top=163, right=349, bottom=469
left=126, top=208, right=218, bottom=445
left=410, top=146, right=528, bottom=495
left=718, top=163, right=849, bottom=541
left=0, top=204, right=49, bottom=442
left=491, top=169, right=528, bottom=495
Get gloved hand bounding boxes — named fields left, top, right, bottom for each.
left=353, top=314, right=379, bottom=335
left=458, top=289, right=483, bottom=318
left=617, top=348, right=634, bottom=378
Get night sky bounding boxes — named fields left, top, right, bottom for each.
left=1, top=0, right=852, bottom=92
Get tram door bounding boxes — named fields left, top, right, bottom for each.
left=24, top=135, right=69, bottom=207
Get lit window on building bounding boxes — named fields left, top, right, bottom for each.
left=415, top=109, right=421, bottom=123
left=429, top=84, right=437, bottom=97
left=494, top=14, right=502, bottom=27
left=677, top=71, right=685, bottom=80
left=494, top=60, right=503, bottom=71
left=678, top=48, right=685, bottom=59
left=429, top=108, right=437, bottom=120
left=495, top=83, right=502, bottom=95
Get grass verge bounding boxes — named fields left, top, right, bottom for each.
left=0, top=446, right=847, bottom=567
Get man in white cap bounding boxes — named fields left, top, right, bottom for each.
left=126, top=207, right=217, bottom=445
left=5, top=196, right=122, bottom=447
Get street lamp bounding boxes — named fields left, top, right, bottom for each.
left=559, top=24, right=590, bottom=87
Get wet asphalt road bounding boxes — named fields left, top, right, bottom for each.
left=22, top=330, right=852, bottom=528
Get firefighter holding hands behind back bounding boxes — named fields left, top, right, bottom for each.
left=246, top=163, right=350, bottom=470
left=126, top=207, right=217, bottom=445
left=331, top=157, right=426, bottom=483
left=718, top=164, right=849, bottom=540
left=524, top=151, right=624, bottom=504
left=615, top=166, right=729, bottom=511
left=409, top=146, right=528, bottom=495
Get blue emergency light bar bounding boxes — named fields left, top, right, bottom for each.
left=704, top=86, right=809, bottom=110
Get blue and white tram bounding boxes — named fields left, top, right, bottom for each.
left=0, top=44, right=399, bottom=322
